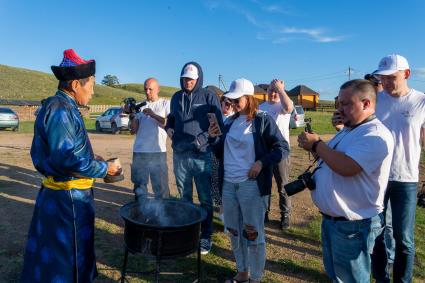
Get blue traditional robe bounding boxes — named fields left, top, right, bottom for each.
left=21, top=90, right=107, bottom=283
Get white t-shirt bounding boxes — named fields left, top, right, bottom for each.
left=223, top=115, right=256, bottom=183
left=259, top=101, right=292, bottom=146
left=133, top=98, right=170, bottom=153
left=311, top=119, right=394, bottom=220
left=375, top=89, right=425, bottom=182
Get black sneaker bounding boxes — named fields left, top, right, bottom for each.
left=200, top=238, right=211, bottom=255
left=280, top=215, right=290, bottom=229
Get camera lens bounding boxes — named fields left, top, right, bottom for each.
left=284, top=179, right=307, bottom=196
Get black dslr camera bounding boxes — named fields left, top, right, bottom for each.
left=122, top=97, right=147, bottom=114
left=284, top=169, right=316, bottom=196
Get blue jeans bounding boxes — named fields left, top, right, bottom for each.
left=322, top=213, right=384, bottom=283
left=384, top=199, right=395, bottom=264
left=173, top=152, right=213, bottom=239
left=222, top=180, right=268, bottom=282
left=372, top=181, right=417, bottom=283
left=131, top=152, right=169, bottom=199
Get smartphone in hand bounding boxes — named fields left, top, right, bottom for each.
left=207, top=113, right=222, bottom=136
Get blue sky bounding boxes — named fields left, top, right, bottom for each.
left=1, top=0, right=425, bottom=100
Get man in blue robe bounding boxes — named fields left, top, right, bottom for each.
left=21, top=49, right=121, bottom=283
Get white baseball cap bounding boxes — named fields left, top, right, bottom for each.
left=224, top=78, right=254, bottom=99
left=374, top=54, right=410, bottom=76
left=181, top=64, right=199, bottom=80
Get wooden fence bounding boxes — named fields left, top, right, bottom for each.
left=87, top=105, right=120, bottom=113
left=0, top=105, right=121, bottom=121
left=316, top=103, right=336, bottom=112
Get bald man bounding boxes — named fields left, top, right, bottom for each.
left=130, top=78, right=171, bottom=199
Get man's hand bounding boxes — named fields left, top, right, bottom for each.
left=208, top=121, right=221, bottom=137
left=271, top=79, right=285, bottom=94
left=297, top=132, right=321, bottom=151
left=142, top=108, right=155, bottom=117
left=248, top=160, right=262, bottom=179
left=331, top=110, right=344, bottom=131
left=166, top=128, right=174, bottom=138
left=123, top=105, right=131, bottom=114
left=94, top=154, right=105, bottom=161
left=107, top=158, right=122, bottom=176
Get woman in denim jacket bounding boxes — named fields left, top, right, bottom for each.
left=209, top=78, right=289, bottom=283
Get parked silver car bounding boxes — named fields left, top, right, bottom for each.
left=289, top=105, right=305, bottom=129
left=0, top=107, right=19, bottom=131
left=95, top=107, right=129, bottom=134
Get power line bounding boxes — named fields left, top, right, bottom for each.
left=283, top=69, right=347, bottom=83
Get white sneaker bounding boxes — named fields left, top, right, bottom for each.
left=200, top=238, right=211, bottom=255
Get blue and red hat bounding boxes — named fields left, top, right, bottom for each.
left=51, top=49, right=96, bottom=81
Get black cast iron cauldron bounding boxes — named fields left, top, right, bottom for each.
left=120, top=198, right=207, bottom=258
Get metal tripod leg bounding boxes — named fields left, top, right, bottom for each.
left=155, top=232, right=162, bottom=283
left=197, top=243, right=201, bottom=282
left=120, top=247, right=129, bottom=283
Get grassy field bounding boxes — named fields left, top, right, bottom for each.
left=117, top=83, right=178, bottom=98
left=3, top=111, right=425, bottom=282
left=0, top=64, right=176, bottom=104
left=15, top=111, right=337, bottom=136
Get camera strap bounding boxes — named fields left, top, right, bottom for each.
left=308, top=114, right=376, bottom=170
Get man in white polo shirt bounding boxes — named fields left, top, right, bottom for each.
left=371, top=54, right=425, bottom=283
left=259, top=79, right=293, bottom=229
left=130, top=77, right=170, bottom=199
left=297, top=79, right=394, bottom=282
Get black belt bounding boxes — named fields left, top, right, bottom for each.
left=320, top=212, right=349, bottom=221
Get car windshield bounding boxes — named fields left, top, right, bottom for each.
left=295, top=106, right=304, bottom=114
left=0, top=108, right=15, bottom=114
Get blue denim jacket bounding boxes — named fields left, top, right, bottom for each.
left=31, top=90, right=107, bottom=181
left=211, top=111, right=289, bottom=196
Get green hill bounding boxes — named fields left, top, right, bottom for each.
left=0, top=64, right=178, bottom=104
left=118, top=83, right=178, bottom=98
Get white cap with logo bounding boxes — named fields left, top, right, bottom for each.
left=224, top=78, right=255, bottom=99
left=374, top=54, right=410, bottom=76
left=181, top=64, right=199, bottom=80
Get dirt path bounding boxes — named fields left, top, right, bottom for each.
left=0, top=132, right=331, bottom=282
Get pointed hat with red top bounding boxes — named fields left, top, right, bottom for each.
left=51, top=49, right=96, bottom=81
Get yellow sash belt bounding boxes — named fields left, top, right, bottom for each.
left=42, top=176, right=95, bottom=190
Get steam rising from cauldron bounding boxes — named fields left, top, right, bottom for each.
left=136, top=198, right=173, bottom=226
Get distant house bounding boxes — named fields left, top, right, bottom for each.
left=287, top=85, right=319, bottom=110
left=254, top=85, right=267, bottom=102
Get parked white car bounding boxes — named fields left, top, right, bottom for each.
left=289, top=105, right=306, bottom=129
left=95, top=107, right=129, bottom=134
left=0, top=107, right=19, bottom=131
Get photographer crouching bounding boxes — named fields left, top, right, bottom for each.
left=295, top=79, right=394, bottom=282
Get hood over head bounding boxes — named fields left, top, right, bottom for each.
left=180, top=61, right=203, bottom=93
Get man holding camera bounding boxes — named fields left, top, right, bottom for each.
left=259, top=79, right=293, bottom=228
left=165, top=62, right=223, bottom=254
left=297, top=79, right=394, bottom=282
left=129, top=77, right=170, bottom=199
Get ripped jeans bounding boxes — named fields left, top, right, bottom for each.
left=222, top=179, right=268, bottom=282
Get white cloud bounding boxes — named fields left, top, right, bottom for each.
left=262, top=4, right=286, bottom=13
left=203, top=0, right=347, bottom=44
left=279, top=27, right=346, bottom=43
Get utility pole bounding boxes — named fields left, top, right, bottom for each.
left=218, top=74, right=227, bottom=91
left=348, top=66, right=352, bottom=80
